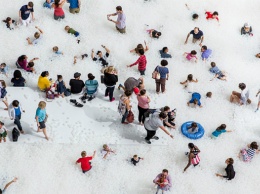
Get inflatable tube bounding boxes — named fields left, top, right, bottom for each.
left=181, top=121, right=204, bottom=139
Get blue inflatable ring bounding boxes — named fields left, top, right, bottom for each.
left=181, top=121, right=204, bottom=139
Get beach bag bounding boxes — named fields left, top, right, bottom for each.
left=46, top=88, right=55, bottom=101
left=127, top=110, right=134, bottom=123
left=118, top=95, right=127, bottom=115
left=191, top=154, right=200, bottom=165
left=152, top=66, right=160, bottom=80
left=0, top=88, right=7, bottom=98
left=12, top=127, right=20, bottom=142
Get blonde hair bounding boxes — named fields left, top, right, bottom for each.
left=34, top=32, right=40, bottom=39
left=103, top=144, right=108, bottom=149
left=53, top=46, right=58, bottom=52
left=104, top=66, right=114, bottom=73
left=38, top=101, right=46, bottom=109
left=81, top=151, right=86, bottom=157
left=0, top=80, right=6, bottom=88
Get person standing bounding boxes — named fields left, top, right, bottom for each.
left=144, top=112, right=173, bottom=144
left=0, top=121, right=8, bottom=143
left=216, top=158, right=235, bottom=180
left=154, top=60, right=169, bottom=94
left=127, top=49, right=147, bottom=75
left=107, top=6, right=126, bottom=33
left=137, top=89, right=150, bottom=125
left=35, top=101, right=49, bottom=140
left=183, top=143, right=200, bottom=172
left=52, top=0, right=65, bottom=20
left=67, top=0, right=81, bottom=14
left=104, top=66, right=118, bottom=102
left=119, top=90, right=132, bottom=124
left=184, top=27, right=204, bottom=46
left=0, top=80, right=8, bottom=110
left=19, top=2, right=34, bottom=26
left=153, top=169, right=172, bottom=192
left=8, top=100, right=25, bottom=134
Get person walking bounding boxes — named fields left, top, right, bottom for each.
left=154, top=60, right=169, bottom=94
left=107, top=6, right=126, bottom=33
left=137, top=89, right=150, bottom=125
left=67, top=0, right=81, bottom=14
left=8, top=100, right=25, bottom=134
left=153, top=169, right=172, bottom=192
left=19, top=2, right=34, bottom=26
left=183, top=143, right=200, bottom=172
left=104, top=66, right=118, bottom=102
left=35, top=101, right=49, bottom=140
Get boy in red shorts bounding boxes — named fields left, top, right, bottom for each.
left=76, top=150, right=96, bottom=173
left=205, top=11, right=219, bottom=22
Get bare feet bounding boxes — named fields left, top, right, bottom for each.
left=45, top=136, right=49, bottom=141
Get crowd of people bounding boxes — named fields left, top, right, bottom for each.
left=0, top=1, right=260, bottom=193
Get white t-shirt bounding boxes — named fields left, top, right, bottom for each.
left=240, top=88, right=249, bottom=104
left=32, top=36, right=42, bottom=45
left=0, top=125, right=7, bottom=134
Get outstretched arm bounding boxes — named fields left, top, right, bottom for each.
left=102, top=45, right=110, bottom=54
left=36, top=26, right=43, bottom=34
left=184, top=33, right=190, bottom=44
left=3, top=177, right=17, bottom=191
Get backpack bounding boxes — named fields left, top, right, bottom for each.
left=118, top=95, right=128, bottom=115
left=127, top=110, right=134, bottom=123
left=0, top=87, right=7, bottom=98
left=12, top=127, right=20, bottom=142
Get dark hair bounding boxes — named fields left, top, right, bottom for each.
left=157, top=32, right=162, bottom=36
left=239, top=83, right=246, bottom=90
left=1, top=63, right=6, bottom=67
left=133, top=154, right=137, bottom=158
left=162, top=169, right=168, bottom=173
left=124, top=90, right=132, bottom=97
left=162, top=47, right=168, bottom=52
left=13, top=70, right=22, bottom=78
left=201, top=45, right=207, bottom=50
left=140, top=89, right=146, bottom=95
left=116, top=6, right=122, bottom=11
left=12, top=100, right=19, bottom=107
left=41, top=71, right=49, bottom=77
left=161, top=60, right=168, bottom=66
left=96, top=51, right=101, bottom=55
left=213, top=11, right=219, bottom=15
left=194, top=27, right=199, bottom=30
left=88, top=73, right=95, bottom=80
left=192, top=14, right=199, bottom=19
left=206, top=92, right=212, bottom=98
left=190, top=50, right=197, bottom=55
left=191, top=122, right=197, bottom=128
left=188, top=143, right=195, bottom=149
left=250, top=142, right=258, bottom=150
left=28, top=62, right=34, bottom=67
left=18, top=55, right=26, bottom=62
left=163, top=106, right=170, bottom=112
left=228, top=158, right=234, bottom=165
left=187, top=74, right=193, bottom=81
left=139, top=49, right=144, bottom=55
left=57, top=75, right=62, bottom=80
left=28, top=1, right=34, bottom=7
left=159, top=112, right=167, bottom=119
left=3, top=17, right=11, bottom=23
left=211, top=62, right=216, bottom=67
left=217, top=124, right=226, bottom=131
left=54, top=0, right=60, bottom=6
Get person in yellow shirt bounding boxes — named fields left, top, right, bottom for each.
left=38, top=71, right=52, bottom=91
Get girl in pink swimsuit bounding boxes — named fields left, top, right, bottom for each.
left=183, top=50, right=198, bottom=62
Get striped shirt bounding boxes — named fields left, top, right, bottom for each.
left=246, top=148, right=256, bottom=158
left=130, top=55, right=147, bottom=71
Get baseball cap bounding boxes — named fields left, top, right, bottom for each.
left=244, top=23, right=250, bottom=28
left=74, top=72, right=81, bottom=78
left=133, top=87, right=140, bottom=95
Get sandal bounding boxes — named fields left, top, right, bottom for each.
left=75, top=102, right=83, bottom=107
left=70, top=99, right=76, bottom=104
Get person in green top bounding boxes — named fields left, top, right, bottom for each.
left=65, top=25, right=80, bottom=43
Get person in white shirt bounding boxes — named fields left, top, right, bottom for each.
left=230, top=83, right=251, bottom=105
left=8, top=100, right=25, bottom=134
left=26, top=26, right=43, bottom=45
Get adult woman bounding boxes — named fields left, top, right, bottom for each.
left=183, top=143, right=200, bottom=172
left=51, top=0, right=65, bottom=20
left=11, top=70, right=26, bottom=87
left=144, top=112, right=173, bottom=144
left=37, top=71, right=52, bottom=91
left=130, top=42, right=149, bottom=54
left=137, top=89, right=150, bottom=125
left=35, top=101, right=49, bottom=140
left=104, top=66, right=118, bottom=102
left=16, top=55, right=38, bottom=73
left=0, top=80, right=8, bottom=110
left=119, top=90, right=132, bottom=124
left=155, top=60, right=169, bottom=94
left=216, top=158, right=235, bottom=180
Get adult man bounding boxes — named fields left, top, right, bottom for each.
left=159, top=47, right=172, bottom=58
left=107, top=6, right=126, bottom=33
left=19, top=2, right=34, bottom=26
left=91, top=45, right=110, bottom=67
left=230, top=83, right=251, bottom=105
left=201, top=45, right=212, bottom=61
left=67, top=0, right=81, bottom=14
left=153, top=169, right=172, bottom=191
left=118, top=77, right=144, bottom=93
left=69, top=72, right=85, bottom=94
left=184, top=27, right=204, bottom=46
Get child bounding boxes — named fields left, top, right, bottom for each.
left=205, top=11, right=219, bottom=22
left=0, top=121, right=7, bottom=143
left=131, top=155, right=144, bottom=166
left=43, top=0, right=54, bottom=9
left=211, top=124, right=232, bottom=139
left=256, top=53, right=260, bottom=58
left=256, top=89, right=260, bottom=112
left=53, top=46, right=63, bottom=55
left=0, top=63, right=8, bottom=77
left=127, top=49, right=147, bottom=75
left=192, top=13, right=199, bottom=21
left=76, top=150, right=96, bottom=173
left=241, top=23, right=253, bottom=36
left=180, top=74, right=198, bottom=93
left=206, top=92, right=212, bottom=98
left=155, top=174, right=169, bottom=194
left=147, top=29, right=161, bottom=39
left=2, top=17, right=17, bottom=30
left=130, top=41, right=149, bottom=54
left=183, top=50, right=198, bottom=62
left=55, top=75, right=69, bottom=98
left=239, top=142, right=259, bottom=162
left=188, top=122, right=198, bottom=133
left=101, top=144, right=116, bottom=159
left=73, top=54, right=88, bottom=64
left=27, top=26, right=44, bottom=45
left=65, top=26, right=80, bottom=43
left=209, top=62, right=226, bottom=81
left=187, top=92, right=202, bottom=108
left=8, top=100, right=25, bottom=134
left=0, top=80, right=8, bottom=110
